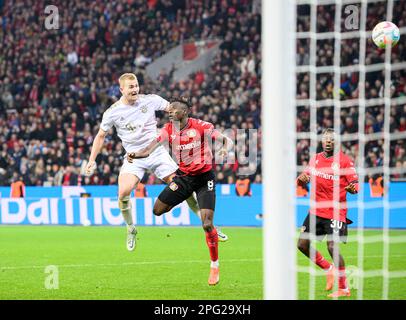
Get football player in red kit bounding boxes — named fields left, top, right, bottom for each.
left=297, top=128, right=359, bottom=298
left=127, top=97, right=233, bottom=286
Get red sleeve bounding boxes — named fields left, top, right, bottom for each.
left=195, top=119, right=218, bottom=139
left=344, top=157, right=358, bottom=182
left=157, top=124, right=170, bottom=143
left=303, top=155, right=315, bottom=176
left=296, top=155, right=314, bottom=186
left=344, top=157, right=359, bottom=192
left=210, top=128, right=221, bottom=140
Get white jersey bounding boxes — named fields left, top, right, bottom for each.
left=100, top=94, right=168, bottom=153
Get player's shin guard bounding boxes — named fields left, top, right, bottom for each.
left=205, top=228, right=219, bottom=266
left=119, top=196, right=133, bottom=229
left=313, top=251, right=331, bottom=270
left=186, top=193, right=201, bottom=219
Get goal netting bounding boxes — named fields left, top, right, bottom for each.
left=263, top=0, right=406, bottom=300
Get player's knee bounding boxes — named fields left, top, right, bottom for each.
left=202, top=221, right=213, bottom=232
left=153, top=202, right=168, bottom=216
left=118, top=195, right=131, bottom=210
left=297, top=239, right=309, bottom=253
left=118, top=189, right=131, bottom=199
left=327, top=242, right=336, bottom=254
left=152, top=206, right=163, bottom=216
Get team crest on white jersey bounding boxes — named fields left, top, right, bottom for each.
left=141, top=106, right=148, bottom=113
left=187, top=129, right=197, bottom=138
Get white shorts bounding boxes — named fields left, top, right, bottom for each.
left=120, top=145, right=178, bottom=180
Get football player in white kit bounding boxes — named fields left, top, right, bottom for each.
left=85, top=73, right=228, bottom=251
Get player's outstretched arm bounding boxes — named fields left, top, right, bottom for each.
left=85, top=129, right=107, bottom=176
left=127, top=140, right=160, bottom=162
left=212, top=130, right=234, bottom=157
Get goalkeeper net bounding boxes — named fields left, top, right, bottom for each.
left=264, top=0, right=406, bottom=300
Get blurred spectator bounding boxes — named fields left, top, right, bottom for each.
left=10, top=174, right=25, bottom=197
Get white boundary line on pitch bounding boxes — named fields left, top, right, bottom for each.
left=1, top=254, right=405, bottom=271
left=0, top=258, right=262, bottom=270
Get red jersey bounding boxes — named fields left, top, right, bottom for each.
left=157, top=118, right=220, bottom=175
left=302, top=151, right=359, bottom=222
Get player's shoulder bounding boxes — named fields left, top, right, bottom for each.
left=104, top=100, right=122, bottom=114
left=161, top=121, right=173, bottom=132
left=190, top=118, right=213, bottom=128
left=312, top=152, right=322, bottom=161
left=340, top=152, right=354, bottom=165
left=142, top=93, right=163, bottom=101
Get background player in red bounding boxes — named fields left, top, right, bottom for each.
left=297, top=128, right=359, bottom=298
left=127, top=97, right=233, bottom=286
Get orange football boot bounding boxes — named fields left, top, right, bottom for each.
left=328, top=288, right=351, bottom=298
left=208, top=267, right=220, bottom=286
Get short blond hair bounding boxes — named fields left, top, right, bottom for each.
left=118, top=73, right=137, bottom=86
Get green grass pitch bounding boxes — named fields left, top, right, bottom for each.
left=0, top=226, right=405, bottom=299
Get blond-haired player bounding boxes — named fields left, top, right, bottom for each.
left=85, top=73, right=228, bottom=251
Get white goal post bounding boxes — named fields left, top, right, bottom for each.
left=262, top=0, right=297, bottom=300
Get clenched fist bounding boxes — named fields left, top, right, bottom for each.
left=85, top=161, right=97, bottom=176
left=297, top=172, right=310, bottom=185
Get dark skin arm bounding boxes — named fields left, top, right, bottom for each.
left=345, top=182, right=358, bottom=194
left=127, top=139, right=160, bottom=163
left=214, top=131, right=233, bottom=157
left=128, top=128, right=233, bottom=162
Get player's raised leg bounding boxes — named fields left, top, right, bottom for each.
left=161, top=173, right=228, bottom=242
left=186, top=192, right=228, bottom=242
left=152, top=198, right=174, bottom=216
left=118, top=173, right=139, bottom=251
left=201, top=208, right=219, bottom=286
left=326, top=241, right=350, bottom=297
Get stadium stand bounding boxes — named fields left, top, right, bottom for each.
left=0, top=0, right=404, bottom=187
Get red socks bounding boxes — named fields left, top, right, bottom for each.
left=338, top=267, right=348, bottom=289
left=313, top=251, right=332, bottom=270
left=205, top=228, right=218, bottom=262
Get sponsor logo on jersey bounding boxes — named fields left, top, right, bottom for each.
left=310, top=168, right=339, bottom=181
left=176, top=140, right=201, bottom=150
left=169, top=182, right=178, bottom=191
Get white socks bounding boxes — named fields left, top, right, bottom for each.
left=119, top=195, right=133, bottom=226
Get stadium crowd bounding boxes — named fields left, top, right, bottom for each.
left=0, top=0, right=405, bottom=187
left=296, top=1, right=406, bottom=180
